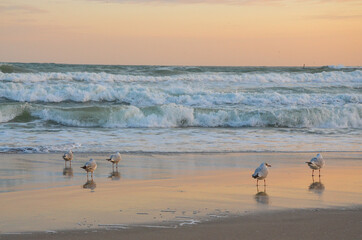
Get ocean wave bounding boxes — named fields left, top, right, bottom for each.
left=0, top=80, right=361, bottom=106
left=2, top=147, right=359, bottom=154
left=0, top=143, right=81, bottom=153
left=0, top=103, right=30, bottom=123
left=2, top=63, right=362, bottom=75
left=1, top=103, right=360, bottom=129
left=0, top=64, right=32, bottom=73
left=0, top=85, right=362, bottom=108
left=0, top=69, right=362, bottom=83
left=327, top=65, right=361, bottom=69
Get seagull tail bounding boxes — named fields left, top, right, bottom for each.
left=252, top=173, right=258, bottom=179
left=106, top=158, right=111, bottom=161
left=81, top=166, right=87, bottom=169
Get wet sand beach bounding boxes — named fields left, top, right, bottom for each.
left=0, top=152, right=361, bottom=239
left=2, top=208, right=361, bottom=240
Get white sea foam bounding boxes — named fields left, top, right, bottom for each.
left=0, top=143, right=81, bottom=153
left=179, top=219, right=200, bottom=226
left=0, top=82, right=361, bottom=106
left=0, top=70, right=362, bottom=83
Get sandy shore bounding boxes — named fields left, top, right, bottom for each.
left=1, top=208, right=361, bottom=240
left=0, top=152, right=361, bottom=238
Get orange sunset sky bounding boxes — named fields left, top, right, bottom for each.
left=0, top=0, right=361, bottom=66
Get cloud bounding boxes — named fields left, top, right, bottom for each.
left=87, top=0, right=361, bottom=4
left=312, top=14, right=362, bottom=20
left=0, top=4, right=47, bottom=14
left=87, top=0, right=282, bottom=5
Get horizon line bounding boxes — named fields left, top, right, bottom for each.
left=2, top=61, right=360, bottom=68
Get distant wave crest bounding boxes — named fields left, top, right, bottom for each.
left=0, top=64, right=32, bottom=73
left=327, top=65, right=361, bottom=69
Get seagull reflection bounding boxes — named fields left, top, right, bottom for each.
left=308, top=176, right=325, bottom=194
left=63, top=167, right=73, bottom=178
left=108, top=171, right=121, bottom=181
left=254, top=185, right=269, bottom=205
left=83, top=180, right=96, bottom=190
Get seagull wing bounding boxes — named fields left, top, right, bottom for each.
left=252, top=165, right=262, bottom=178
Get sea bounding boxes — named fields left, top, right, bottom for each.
left=0, top=63, right=361, bottom=154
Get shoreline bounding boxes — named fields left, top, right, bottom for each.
left=1, top=207, right=361, bottom=240
left=0, top=152, right=361, bottom=235
left=1, top=150, right=362, bottom=155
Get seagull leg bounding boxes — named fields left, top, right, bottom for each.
left=116, top=163, right=118, bottom=171
left=312, top=169, right=314, bottom=176
left=319, top=169, right=321, bottom=177
left=70, top=161, right=72, bottom=167
left=256, top=179, right=259, bottom=186
left=91, top=172, right=93, bottom=180
left=264, top=179, right=266, bottom=186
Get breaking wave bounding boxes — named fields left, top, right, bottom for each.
left=1, top=63, right=361, bottom=153
left=0, top=69, right=362, bottom=83
left=1, top=103, right=361, bottom=129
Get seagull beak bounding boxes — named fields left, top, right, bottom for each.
left=267, top=164, right=272, bottom=167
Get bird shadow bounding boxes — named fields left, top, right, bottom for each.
left=83, top=180, right=97, bottom=191
left=108, top=170, right=121, bottom=181
left=308, top=176, right=325, bottom=195
left=63, top=167, right=73, bottom=178
left=254, top=185, right=270, bottom=205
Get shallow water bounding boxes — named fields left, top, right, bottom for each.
left=0, top=152, right=361, bottom=233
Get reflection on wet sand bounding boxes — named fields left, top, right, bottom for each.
left=83, top=180, right=96, bottom=190
left=63, top=167, right=73, bottom=178
left=108, top=171, right=121, bottom=181
left=64, top=161, right=71, bottom=168
left=309, top=176, right=325, bottom=194
left=255, top=185, right=269, bottom=205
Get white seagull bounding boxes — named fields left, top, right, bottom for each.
left=305, top=153, right=325, bottom=176
left=252, top=162, right=272, bottom=186
left=62, top=150, right=73, bottom=166
left=81, top=158, right=97, bottom=179
left=106, top=152, right=122, bottom=169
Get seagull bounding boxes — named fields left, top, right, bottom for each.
left=305, top=153, right=325, bottom=176
left=62, top=150, right=73, bottom=166
left=106, top=152, right=122, bottom=169
left=252, top=162, right=271, bottom=186
left=81, top=158, right=97, bottom=180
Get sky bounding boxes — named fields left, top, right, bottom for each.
left=0, top=0, right=361, bottom=66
